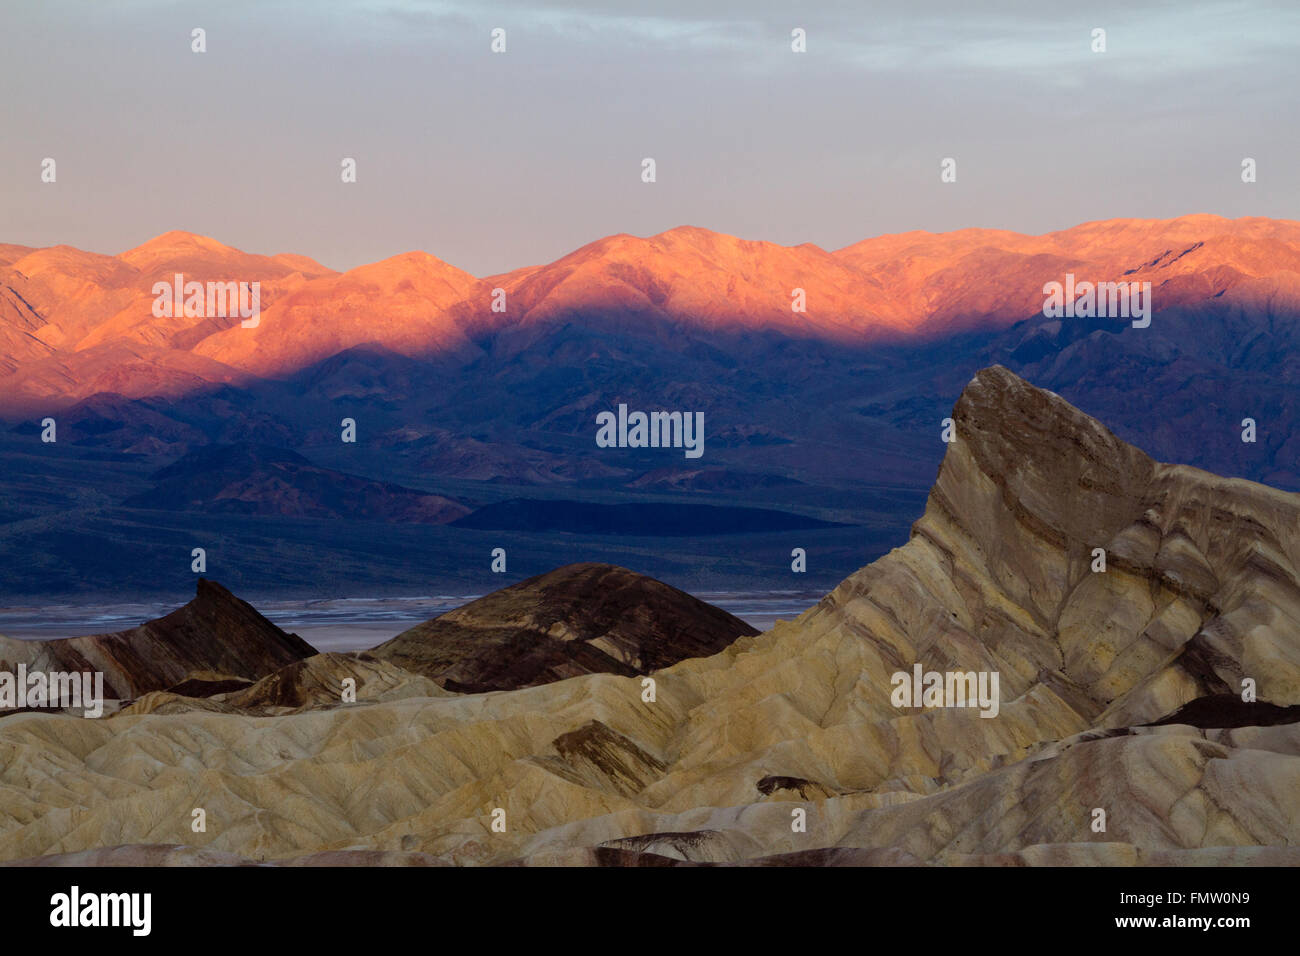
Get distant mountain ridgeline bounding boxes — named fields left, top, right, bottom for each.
left=0, top=216, right=1297, bottom=596
left=2, top=215, right=1296, bottom=488
left=449, top=498, right=846, bottom=536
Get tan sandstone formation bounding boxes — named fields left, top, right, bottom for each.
left=1, top=366, right=1297, bottom=865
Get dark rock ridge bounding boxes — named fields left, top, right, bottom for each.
left=450, top=497, right=845, bottom=536
left=1143, top=694, right=1300, bottom=729
left=125, top=442, right=470, bottom=524
left=370, top=562, right=759, bottom=691
left=0, top=578, right=317, bottom=701
left=11, top=564, right=759, bottom=715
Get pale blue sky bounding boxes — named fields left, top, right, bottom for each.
left=2, top=0, right=1297, bottom=274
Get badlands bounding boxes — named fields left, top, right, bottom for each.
left=2, top=366, right=1298, bottom=865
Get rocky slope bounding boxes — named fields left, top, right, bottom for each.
left=125, top=442, right=470, bottom=523
left=370, top=562, right=760, bottom=691
left=192, top=251, right=484, bottom=378
left=0, top=367, right=1297, bottom=864
left=0, top=232, right=333, bottom=407
left=0, top=579, right=317, bottom=704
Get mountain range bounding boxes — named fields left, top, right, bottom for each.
left=1, top=215, right=1298, bottom=597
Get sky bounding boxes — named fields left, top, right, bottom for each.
left=2, top=0, right=1298, bottom=275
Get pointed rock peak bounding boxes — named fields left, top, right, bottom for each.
left=194, top=577, right=237, bottom=602
left=0, top=578, right=316, bottom=702
left=953, top=365, right=1152, bottom=473
left=959, top=365, right=1081, bottom=429
left=186, top=577, right=282, bottom=629
left=936, top=366, right=1157, bottom=551
left=155, top=577, right=313, bottom=656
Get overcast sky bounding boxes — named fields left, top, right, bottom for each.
left=3, top=0, right=1297, bottom=274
